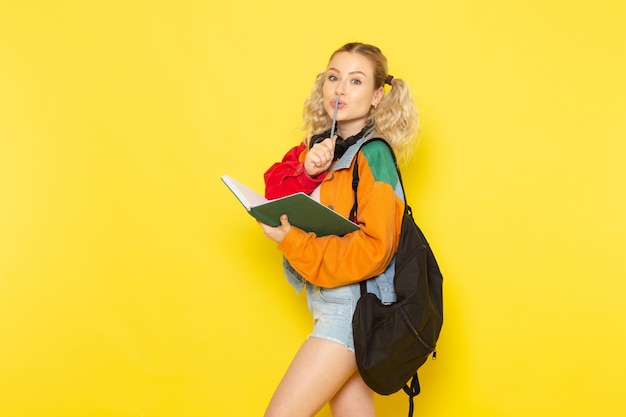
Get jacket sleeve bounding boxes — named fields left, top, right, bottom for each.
left=264, top=142, right=327, bottom=199
left=277, top=144, right=404, bottom=288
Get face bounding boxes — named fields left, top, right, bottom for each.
left=323, top=51, right=384, bottom=138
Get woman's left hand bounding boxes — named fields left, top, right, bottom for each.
left=258, top=214, right=292, bottom=244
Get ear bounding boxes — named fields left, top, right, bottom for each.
left=372, top=86, right=384, bottom=107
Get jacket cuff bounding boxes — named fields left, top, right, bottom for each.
left=296, top=163, right=326, bottom=189
left=278, top=226, right=308, bottom=258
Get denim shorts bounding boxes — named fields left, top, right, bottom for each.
left=306, top=282, right=359, bottom=352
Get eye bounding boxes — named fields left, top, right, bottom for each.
left=328, top=75, right=338, bottom=82
left=351, top=78, right=362, bottom=85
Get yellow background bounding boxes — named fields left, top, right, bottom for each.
left=1, top=1, right=625, bottom=416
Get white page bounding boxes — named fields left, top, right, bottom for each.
left=221, top=174, right=268, bottom=209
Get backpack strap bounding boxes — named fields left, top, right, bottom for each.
left=349, top=138, right=390, bottom=297
left=350, top=151, right=367, bottom=298
left=403, top=373, right=421, bottom=417
left=350, top=138, right=408, bottom=211
left=350, top=138, right=422, bottom=417
left=349, top=138, right=407, bottom=298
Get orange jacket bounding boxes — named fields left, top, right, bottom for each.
left=264, top=136, right=404, bottom=289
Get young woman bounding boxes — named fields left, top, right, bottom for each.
left=259, top=42, right=419, bottom=417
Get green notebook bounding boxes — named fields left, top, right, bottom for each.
left=221, top=174, right=359, bottom=237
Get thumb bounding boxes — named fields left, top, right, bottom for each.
left=279, top=214, right=290, bottom=226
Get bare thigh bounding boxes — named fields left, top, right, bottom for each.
left=329, top=370, right=376, bottom=417
left=264, top=337, right=375, bottom=417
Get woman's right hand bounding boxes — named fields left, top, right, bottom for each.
left=304, top=136, right=336, bottom=177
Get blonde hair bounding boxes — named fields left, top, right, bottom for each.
left=302, top=43, right=419, bottom=165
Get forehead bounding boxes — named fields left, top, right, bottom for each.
left=327, top=51, right=375, bottom=76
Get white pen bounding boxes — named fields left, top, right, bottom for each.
left=330, top=97, right=339, bottom=141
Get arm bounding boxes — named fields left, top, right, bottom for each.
left=264, top=142, right=325, bottom=199
left=277, top=143, right=404, bottom=288
left=264, top=137, right=337, bottom=199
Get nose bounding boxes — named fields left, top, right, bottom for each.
left=335, top=79, right=347, bottom=95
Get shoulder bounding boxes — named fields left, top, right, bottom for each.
left=359, top=139, right=399, bottom=186
left=361, top=139, right=394, bottom=160
left=280, top=141, right=308, bottom=162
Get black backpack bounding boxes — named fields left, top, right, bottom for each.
left=350, top=139, right=444, bottom=417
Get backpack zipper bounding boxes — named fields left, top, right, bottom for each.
left=400, top=308, right=436, bottom=352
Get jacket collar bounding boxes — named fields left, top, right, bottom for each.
left=332, top=130, right=378, bottom=170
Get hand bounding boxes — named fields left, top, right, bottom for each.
left=304, top=136, right=336, bottom=177
left=258, top=214, right=292, bottom=244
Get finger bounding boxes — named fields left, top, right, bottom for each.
left=309, top=154, right=323, bottom=167
left=315, top=148, right=333, bottom=165
left=279, top=214, right=290, bottom=226
left=324, top=137, right=336, bottom=155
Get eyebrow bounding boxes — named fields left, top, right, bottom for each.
left=327, top=67, right=367, bottom=76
